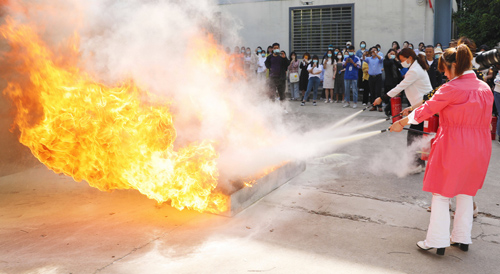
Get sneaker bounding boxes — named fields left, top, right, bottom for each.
left=343, top=102, right=350, bottom=108
left=301, top=102, right=305, bottom=106
left=324, top=100, right=328, bottom=103
left=362, top=103, right=367, bottom=106
left=369, top=107, right=377, bottom=111
left=313, top=102, right=317, bottom=106
left=328, top=99, right=332, bottom=103
left=352, top=103, right=357, bottom=109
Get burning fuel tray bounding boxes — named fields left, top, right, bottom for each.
left=220, top=161, right=306, bottom=217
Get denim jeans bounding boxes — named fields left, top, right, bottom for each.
left=289, top=81, right=300, bottom=99
left=303, top=77, right=320, bottom=101
left=344, top=79, right=358, bottom=103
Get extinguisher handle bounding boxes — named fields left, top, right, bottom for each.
left=386, top=113, right=402, bottom=121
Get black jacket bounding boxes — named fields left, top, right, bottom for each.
left=265, top=54, right=290, bottom=79
left=427, top=59, right=443, bottom=89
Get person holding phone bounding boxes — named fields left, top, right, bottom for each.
left=301, top=55, right=323, bottom=106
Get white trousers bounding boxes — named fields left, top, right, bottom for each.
left=425, top=194, right=473, bottom=248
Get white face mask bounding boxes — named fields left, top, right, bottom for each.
left=401, top=59, right=411, bottom=68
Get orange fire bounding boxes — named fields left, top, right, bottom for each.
left=1, top=18, right=231, bottom=213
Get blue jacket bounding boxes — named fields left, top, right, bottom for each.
left=342, top=55, right=361, bottom=80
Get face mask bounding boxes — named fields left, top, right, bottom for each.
left=327, top=53, right=332, bottom=57
left=246, top=51, right=251, bottom=54
left=377, top=48, right=381, bottom=52
left=313, top=60, right=318, bottom=63
left=435, top=54, right=440, bottom=59
left=389, top=55, right=395, bottom=59
left=344, top=54, right=350, bottom=59
left=334, top=51, right=338, bottom=55
left=273, top=49, right=280, bottom=54
left=361, top=44, right=366, bottom=48
left=328, top=47, right=333, bottom=50
left=401, top=59, right=411, bottom=68
left=349, top=52, right=354, bottom=56
left=257, top=49, right=262, bottom=53
left=337, top=55, right=342, bottom=59
left=409, top=47, right=413, bottom=50
left=241, top=50, right=245, bottom=53
left=261, top=53, right=266, bottom=57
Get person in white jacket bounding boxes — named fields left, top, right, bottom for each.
left=373, top=48, right=432, bottom=172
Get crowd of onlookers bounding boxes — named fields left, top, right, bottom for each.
left=226, top=38, right=500, bottom=141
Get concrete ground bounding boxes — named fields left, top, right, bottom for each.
left=1, top=100, right=499, bottom=274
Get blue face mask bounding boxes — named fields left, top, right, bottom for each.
left=313, top=60, right=318, bottom=63
left=261, top=53, right=266, bottom=57
left=328, top=47, right=333, bottom=50
left=273, top=49, right=280, bottom=54
left=334, top=51, right=338, bottom=55
left=349, top=52, right=354, bottom=56
left=327, top=53, right=332, bottom=57
left=257, top=49, right=262, bottom=53
left=361, top=44, right=366, bottom=48
left=344, top=54, right=350, bottom=59
left=435, top=54, right=440, bottom=59
left=389, top=55, right=396, bottom=59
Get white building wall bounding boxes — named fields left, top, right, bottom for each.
left=219, top=0, right=435, bottom=54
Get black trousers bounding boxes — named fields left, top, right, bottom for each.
left=269, top=76, right=286, bottom=101
left=369, top=74, right=383, bottom=108
left=360, top=79, right=370, bottom=104
left=407, top=122, right=426, bottom=167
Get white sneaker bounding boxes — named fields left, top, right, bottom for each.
left=343, top=102, right=350, bottom=108
left=362, top=103, right=367, bottom=106
left=324, top=100, right=328, bottom=103
left=352, top=104, right=357, bottom=109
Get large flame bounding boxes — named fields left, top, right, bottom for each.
left=1, top=18, right=231, bottom=213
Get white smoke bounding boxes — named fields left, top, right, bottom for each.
left=2, top=0, right=389, bottom=189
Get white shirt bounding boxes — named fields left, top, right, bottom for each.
left=257, top=55, right=267, bottom=73
left=386, top=61, right=433, bottom=106
left=307, top=63, right=323, bottom=78
left=494, top=71, right=500, bottom=93
left=408, top=70, right=475, bottom=124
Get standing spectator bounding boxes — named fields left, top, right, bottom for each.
left=244, top=47, right=254, bottom=76
left=360, top=55, right=370, bottom=106
left=449, top=39, right=458, bottom=48
left=265, top=43, right=290, bottom=102
left=363, top=46, right=384, bottom=111
left=494, top=68, right=500, bottom=143
left=376, top=44, right=383, bottom=57
left=344, top=41, right=352, bottom=54
left=425, top=45, right=443, bottom=89
left=334, top=51, right=345, bottom=103
left=301, top=55, right=322, bottom=106
left=356, top=41, right=367, bottom=59
left=402, top=41, right=410, bottom=49
left=343, top=46, right=361, bottom=108
left=299, top=53, right=311, bottom=101
left=392, top=41, right=401, bottom=53
left=256, top=48, right=267, bottom=81
left=383, top=49, right=403, bottom=115
left=288, top=51, right=300, bottom=101
left=373, top=48, right=431, bottom=172
left=435, top=42, right=443, bottom=51
left=418, top=42, right=426, bottom=52
left=322, top=49, right=336, bottom=103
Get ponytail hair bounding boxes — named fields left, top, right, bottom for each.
left=397, top=48, right=429, bottom=70
left=437, top=44, right=473, bottom=76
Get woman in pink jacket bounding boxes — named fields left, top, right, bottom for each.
left=390, top=44, right=494, bottom=255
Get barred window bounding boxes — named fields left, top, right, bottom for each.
left=290, top=4, right=354, bottom=57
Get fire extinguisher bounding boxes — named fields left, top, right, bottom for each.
left=391, top=97, right=402, bottom=123
left=492, top=116, right=498, bottom=140
left=421, top=115, right=439, bottom=161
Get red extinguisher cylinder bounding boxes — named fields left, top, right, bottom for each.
left=391, top=97, right=402, bottom=123
left=421, top=115, right=440, bottom=161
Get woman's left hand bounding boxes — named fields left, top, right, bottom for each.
left=402, top=107, right=412, bottom=116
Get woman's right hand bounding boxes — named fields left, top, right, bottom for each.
left=372, top=97, right=382, bottom=106
left=401, top=107, right=412, bottom=117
